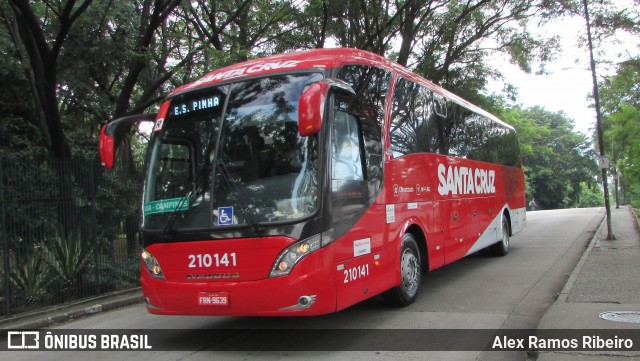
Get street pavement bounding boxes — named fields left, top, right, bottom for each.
left=536, top=205, right=640, bottom=360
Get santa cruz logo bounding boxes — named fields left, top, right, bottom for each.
left=185, top=60, right=302, bottom=90
left=437, top=164, right=496, bottom=196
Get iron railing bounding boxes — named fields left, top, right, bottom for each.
left=0, top=157, right=142, bottom=318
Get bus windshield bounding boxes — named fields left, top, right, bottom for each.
left=142, top=73, right=323, bottom=231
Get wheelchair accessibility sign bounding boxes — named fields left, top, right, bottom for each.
left=217, top=206, right=234, bottom=226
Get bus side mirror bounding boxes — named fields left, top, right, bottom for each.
left=298, top=79, right=356, bottom=137
left=298, top=82, right=329, bottom=137
left=99, top=114, right=157, bottom=168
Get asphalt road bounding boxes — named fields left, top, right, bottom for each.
left=6, top=208, right=604, bottom=361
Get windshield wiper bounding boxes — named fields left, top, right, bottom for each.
left=215, top=159, right=264, bottom=233
left=160, top=190, right=192, bottom=241
left=159, top=161, right=208, bottom=240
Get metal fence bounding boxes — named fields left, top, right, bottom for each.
left=0, top=157, right=142, bottom=318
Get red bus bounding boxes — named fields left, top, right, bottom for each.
left=99, top=48, right=526, bottom=316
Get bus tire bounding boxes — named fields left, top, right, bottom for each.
left=383, top=233, right=421, bottom=307
left=490, top=218, right=510, bottom=257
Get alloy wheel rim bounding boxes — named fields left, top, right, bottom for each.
left=503, top=226, right=510, bottom=249
left=401, top=248, right=419, bottom=295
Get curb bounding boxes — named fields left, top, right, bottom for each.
left=556, top=209, right=606, bottom=303
left=632, top=207, right=640, bottom=232
left=0, top=288, right=143, bottom=330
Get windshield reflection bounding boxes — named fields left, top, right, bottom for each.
left=142, top=73, right=323, bottom=231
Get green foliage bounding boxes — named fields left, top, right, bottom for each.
left=0, top=11, right=46, bottom=158
left=4, top=252, right=54, bottom=305
left=577, top=182, right=604, bottom=208
left=87, top=254, right=140, bottom=293
left=600, top=59, right=640, bottom=208
left=498, top=105, right=599, bottom=209
left=38, top=227, right=95, bottom=287
left=408, top=0, right=562, bottom=103
left=0, top=0, right=576, bottom=159
left=1, top=156, right=141, bottom=314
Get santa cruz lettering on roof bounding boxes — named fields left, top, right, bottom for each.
left=437, top=163, right=496, bottom=196
left=187, top=60, right=303, bottom=89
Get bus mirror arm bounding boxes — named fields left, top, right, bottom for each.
left=99, top=114, right=157, bottom=169
left=298, top=79, right=355, bottom=137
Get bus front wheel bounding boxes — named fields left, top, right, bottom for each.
left=383, top=233, right=421, bottom=307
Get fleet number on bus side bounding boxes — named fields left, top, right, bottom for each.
left=344, top=264, right=369, bottom=284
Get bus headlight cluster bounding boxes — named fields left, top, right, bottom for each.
left=270, top=231, right=332, bottom=278
left=142, top=249, right=165, bottom=280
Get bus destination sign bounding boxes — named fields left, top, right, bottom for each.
left=172, top=95, right=221, bottom=117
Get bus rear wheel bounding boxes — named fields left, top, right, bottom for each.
left=383, top=233, right=421, bottom=307
left=489, top=218, right=510, bottom=257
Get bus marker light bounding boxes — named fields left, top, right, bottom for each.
left=297, top=243, right=310, bottom=254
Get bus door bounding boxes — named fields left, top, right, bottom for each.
left=331, top=110, right=388, bottom=310
left=329, top=65, right=391, bottom=309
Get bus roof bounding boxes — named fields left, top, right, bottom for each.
left=170, top=48, right=392, bottom=95
left=170, top=48, right=514, bottom=131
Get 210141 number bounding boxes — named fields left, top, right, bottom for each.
left=343, top=264, right=369, bottom=284
left=188, top=253, right=237, bottom=268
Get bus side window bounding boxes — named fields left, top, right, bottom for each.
left=332, top=111, right=364, bottom=181
left=336, top=65, right=390, bottom=198
left=390, top=78, right=438, bottom=156
left=432, top=96, right=450, bottom=155
left=435, top=102, right=469, bottom=157
left=389, top=77, right=416, bottom=157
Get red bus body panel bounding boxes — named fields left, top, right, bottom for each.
left=143, top=236, right=337, bottom=316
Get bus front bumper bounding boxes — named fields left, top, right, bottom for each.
left=141, top=249, right=337, bottom=316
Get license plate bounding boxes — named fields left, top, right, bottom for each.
left=198, top=291, right=229, bottom=306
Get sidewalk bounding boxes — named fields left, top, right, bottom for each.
left=536, top=205, right=640, bottom=360
left=0, top=288, right=142, bottom=330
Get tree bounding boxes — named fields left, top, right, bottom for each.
left=1, top=1, right=186, bottom=159
left=599, top=59, right=640, bottom=207
left=410, top=0, right=564, bottom=104
left=305, top=0, right=566, bottom=106
left=323, top=0, right=408, bottom=54
left=395, top=0, right=448, bottom=67
left=2, top=0, right=577, bottom=159
left=3, top=0, right=94, bottom=158
left=178, top=0, right=302, bottom=64
left=498, top=105, right=599, bottom=209
left=63, top=0, right=183, bottom=162
left=0, top=11, right=44, bottom=158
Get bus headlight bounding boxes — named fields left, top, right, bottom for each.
left=142, top=249, right=165, bottom=280
left=270, top=232, right=328, bottom=277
